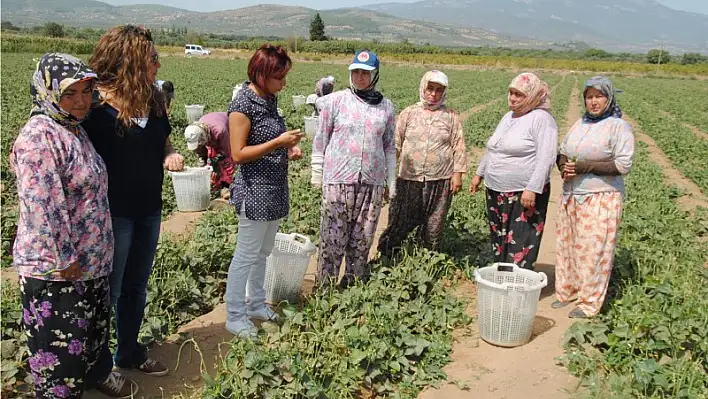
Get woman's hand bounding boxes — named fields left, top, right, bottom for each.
left=469, top=175, right=483, bottom=194
left=562, top=162, right=577, bottom=181
left=521, top=190, right=536, bottom=209
left=278, top=129, right=304, bottom=148
left=451, top=172, right=463, bottom=194
left=164, top=152, right=185, bottom=171
left=288, top=146, right=303, bottom=160
left=59, top=261, right=82, bottom=280
left=384, top=186, right=396, bottom=201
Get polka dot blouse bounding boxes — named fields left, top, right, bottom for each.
left=228, top=82, right=289, bottom=221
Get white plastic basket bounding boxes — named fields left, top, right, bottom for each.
left=292, top=95, right=306, bottom=107
left=263, top=233, right=316, bottom=304
left=304, top=116, right=318, bottom=138
left=185, top=104, right=205, bottom=123
left=168, top=166, right=212, bottom=212
left=474, top=263, right=547, bottom=347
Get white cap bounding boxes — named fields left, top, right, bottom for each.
left=306, top=94, right=318, bottom=105
left=184, top=123, right=207, bottom=151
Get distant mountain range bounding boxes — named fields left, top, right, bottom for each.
left=3, top=0, right=708, bottom=53
left=363, top=0, right=708, bottom=53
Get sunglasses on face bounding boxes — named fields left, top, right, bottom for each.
left=151, top=52, right=160, bottom=65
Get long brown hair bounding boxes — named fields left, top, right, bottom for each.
left=89, top=25, right=163, bottom=127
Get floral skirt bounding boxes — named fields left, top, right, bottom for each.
left=317, top=183, right=385, bottom=282
left=555, top=192, right=623, bottom=316
left=207, top=147, right=236, bottom=190
left=485, top=184, right=550, bottom=269
left=20, top=276, right=110, bottom=398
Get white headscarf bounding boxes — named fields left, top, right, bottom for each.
left=418, top=70, right=449, bottom=110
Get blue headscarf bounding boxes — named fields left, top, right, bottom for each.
left=583, top=76, right=623, bottom=123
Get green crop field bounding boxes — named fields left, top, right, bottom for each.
left=1, top=53, right=707, bottom=398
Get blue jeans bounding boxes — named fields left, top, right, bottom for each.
left=93, top=211, right=161, bottom=379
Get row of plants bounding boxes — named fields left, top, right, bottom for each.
left=614, top=77, right=708, bottom=136
left=609, top=80, right=708, bottom=194
left=202, top=248, right=474, bottom=398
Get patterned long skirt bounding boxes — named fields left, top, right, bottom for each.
left=207, top=147, right=236, bottom=190
left=555, top=192, right=623, bottom=316
left=485, top=184, right=551, bottom=269
left=20, top=276, right=110, bottom=398
left=317, top=183, right=385, bottom=282
left=378, top=178, right=452, bottom=256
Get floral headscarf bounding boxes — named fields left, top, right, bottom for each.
left=583, top=76, right=623, bottom=123
left=30, top=53, right=97, bottom=127
left=508, top=72, right=551, bottom=116
left=419, top=70, right=449, bottom=110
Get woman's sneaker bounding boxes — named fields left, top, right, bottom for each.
left=247, top=306, right=279, bottom=321
left=136, top=357, right=169, bottom=376
left=96, top=371, right=138, bottom=398
left=226, top=318, right=259, bottom=339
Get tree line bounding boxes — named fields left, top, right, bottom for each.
left=1, top=19, right=706, bottom=65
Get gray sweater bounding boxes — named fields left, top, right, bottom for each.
left=476, top=109, right=558, bottom=194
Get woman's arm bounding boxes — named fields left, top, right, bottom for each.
left=475, top=153, right=489, bottom=177
left=384, top=106, right=397, bottom=198
left=311, top=95, right=337, bottom=186
left=395, top=107, right=410, bottom=158
left=229, top=112, right=299, bottom=164
left=163, top=137, right=184, bottom=171
left=611, top=120, right=635, bottom=175
left=12, top=124, right=79, bottom=276
left=574, top=122, right=634, bottom=176
left=451, top=111, right=468, bottom=175
left=526, top=114, right=559, bottom=194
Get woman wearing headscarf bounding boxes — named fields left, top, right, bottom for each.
left=10, top=53, right=116, bottom=398
left=554, top=76, right=634, bottom=319
left=311, top=50, right=396, bottom=287
left=469, top=72, right=558, bottom=269
left=306, top=75, right=335, bottom=116
left=378, top=70, right=467, bottom=256
left=184, top=112, right=236, bottom=197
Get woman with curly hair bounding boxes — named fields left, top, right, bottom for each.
left=82, top=24, right=184, bottom=397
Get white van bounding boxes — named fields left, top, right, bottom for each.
left=184, top=44, right=210, bottom=56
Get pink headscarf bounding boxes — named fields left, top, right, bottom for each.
left=508, top=72, right=551, bottom=116
left=419, top=70, right=449, bottom=110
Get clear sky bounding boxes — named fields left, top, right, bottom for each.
left=103, top=0, right=708, bottom=15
